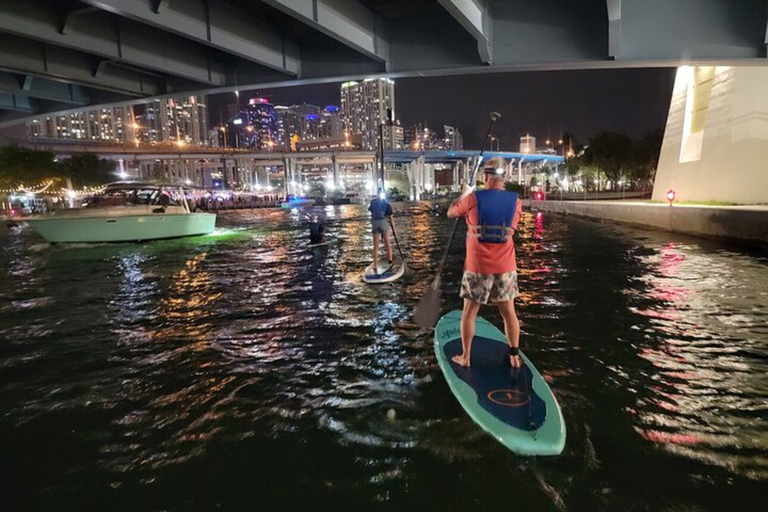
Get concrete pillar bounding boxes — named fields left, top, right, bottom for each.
left=413, top=155, right=425, bottom=201
left=428, top=164, right=435, bottom=194
left=452, top=162, right=460, bottom=192
left=282, top=157, right=295, bottom=195
left=331, top=154, right=339, bottom=188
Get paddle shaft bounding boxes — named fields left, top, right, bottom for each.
left=387, top=216, right=407, bottom=264
left=429, top=114, right=500, bottom=289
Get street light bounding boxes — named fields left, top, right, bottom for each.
left=666, top=189, right=676, bottom=206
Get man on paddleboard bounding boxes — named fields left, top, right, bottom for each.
left=368, top=190, right=394, bottom=273
left=447, top=157, right=523, bottom=369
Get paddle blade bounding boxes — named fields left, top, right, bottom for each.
left=414, top=281, right=442, bottom=329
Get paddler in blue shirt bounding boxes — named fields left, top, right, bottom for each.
left=368, top=190, right=394, bottom=273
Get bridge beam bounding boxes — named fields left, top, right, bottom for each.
left=436, top=0, right=492, bottom=63
left=0, top=93, right=32, bottom=113
left=0, top=33, right=166, bottom=98
left=0, top=73, right=92, bottom=105
left=0, top=0, right=275, bottom=87
left=80, top=0, right=300, bottom=75
left=616, top=0, right=766, bottom=60
left=261, top=0, right=388, bottom=65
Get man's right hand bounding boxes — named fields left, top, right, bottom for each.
left=460, top=184, right=475, bottom=197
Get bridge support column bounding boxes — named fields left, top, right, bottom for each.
left=219, top=158, right=227, bottom=189
left=283, top=157, right=295, bottom=195
left=428, top=164, right=435, bottom=195
left=138, top=161, right=153, bottom=180
left=452, top=162, right=460, bottom=192
left=412, top=155, right=425, bottom=201
left=331, top=154, right=339, bottom=188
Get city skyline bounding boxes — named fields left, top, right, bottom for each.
left=14, top=67, right=676, bottom=153
left=207, top=67, right=675, bottom=150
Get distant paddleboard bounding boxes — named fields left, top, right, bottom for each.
left=307, top=237, right=334, bottom=248
left=435, top=310, right=566, bottom=455
left=362, top=258, right=404, bottom=284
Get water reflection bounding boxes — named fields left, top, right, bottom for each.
left=0, top=207, right=766, bottom=510
left=626, top=241, right=768, bottom=479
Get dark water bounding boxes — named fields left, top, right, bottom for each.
left=1, top=205, right=766, bottom=511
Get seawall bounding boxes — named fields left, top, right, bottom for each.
left=527, top=200, right=768, bottom=247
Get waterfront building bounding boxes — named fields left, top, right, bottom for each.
left=340, top=79, right=395, bottom=150
left=143, top=95, right=208, bottom=146
left=443, top=125, right=464, bottom=150
left=243, top=97, right=278, bottom=150
left=319, top=106, right=342, bottom=139
left=406, top=123, right=440, bottom=150
left=384, top=124, right=404, bottom=150
left=27, top=106, right=136, bottom=143
left=520, top=134, right=536, bottom=153
left=302, top=113, right=320, bottom=141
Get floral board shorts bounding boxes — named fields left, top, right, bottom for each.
left=460, top=270, right=520, bottom=304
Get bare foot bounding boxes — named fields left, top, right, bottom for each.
left=452, top=353, right=470, bottom=367
left=510, top=354, right=522, bottom=369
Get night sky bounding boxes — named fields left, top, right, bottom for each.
left=209, top=67, right=676, bottom=149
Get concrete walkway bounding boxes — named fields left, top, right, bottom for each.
left=527, top=199, right=768, bottom=246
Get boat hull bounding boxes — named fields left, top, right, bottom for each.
left=25, top=212, right=217, bottom=243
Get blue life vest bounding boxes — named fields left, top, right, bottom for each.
left=469, top=190, right=518, bottom=244
left=370, top=198, right=389, bottom=220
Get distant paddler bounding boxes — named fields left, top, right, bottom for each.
left=308, top=214, right=325, bottom=245
left=368, top=189, right=394, bottom=274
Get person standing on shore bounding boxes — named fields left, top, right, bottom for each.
left=446, top=157, right=523, bottom=368
left=368, top=190, right=394, bottom=274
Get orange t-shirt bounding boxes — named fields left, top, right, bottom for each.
left=451, top=189, right=522, bottom=274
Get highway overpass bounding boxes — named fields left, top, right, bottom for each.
left=1, top=0, right=766, bottom=125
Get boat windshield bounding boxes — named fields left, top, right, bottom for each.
left=84, top=188, right=183, bottom=208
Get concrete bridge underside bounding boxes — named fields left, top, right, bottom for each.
left=1, top=0, right=767, bottom=125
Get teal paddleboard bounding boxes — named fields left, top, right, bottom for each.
left=435, top=310, right=566, bottom=456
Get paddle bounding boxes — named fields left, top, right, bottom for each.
left=413, top=111, right=501, bottom=329
left=388, top=215, right=412, bottom=276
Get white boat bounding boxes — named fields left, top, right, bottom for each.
left=24, top=182, right=217, bottom=243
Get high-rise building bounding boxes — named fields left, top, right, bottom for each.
left=443, top=125, right=463, bottom=150
left=405, top=123, right=439, bottom=150
left=243, top=97, right=278, bottom=150
left=384, top=124, right=404, bottom=150
left=318, top=106, right=342, bottom=139
left=143, top=95, right=209, bottom=146
left=340, top=78, right=395, bottom=150
left=27, top=106, right=136, bottom=143
left=302, top=113, right=320, bottom=141
left=520, top=134, right=536, bottom=153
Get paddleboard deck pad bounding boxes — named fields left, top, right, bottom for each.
left=362, top=258, right=404, bottom=284
left=435, top=310, right=566, bottom=455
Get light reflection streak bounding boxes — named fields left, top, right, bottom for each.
left=626, top=242, right=768, bottom=478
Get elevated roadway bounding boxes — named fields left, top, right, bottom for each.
left=2, top=0, right=766, bottom=125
